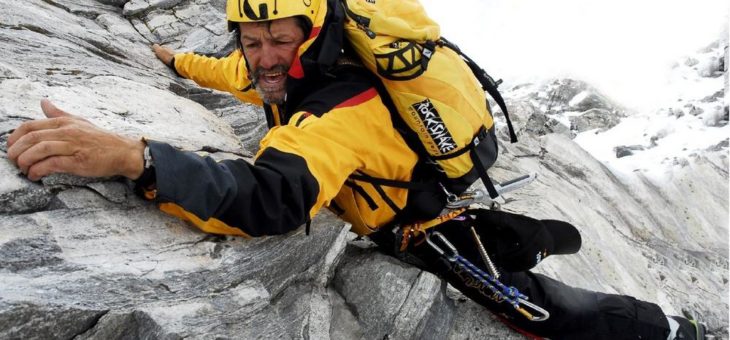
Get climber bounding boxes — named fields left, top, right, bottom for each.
left=6, top=0, right=706, bottom=339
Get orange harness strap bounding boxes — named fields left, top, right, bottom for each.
left=398, top=208, right=467, bottom=252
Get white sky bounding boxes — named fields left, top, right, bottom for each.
left=421, top=0, right=729, bottom=112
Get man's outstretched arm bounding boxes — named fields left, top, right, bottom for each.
left=7, top=100, right=319, bottom=237
left=150, top=44, right=263, bottom=106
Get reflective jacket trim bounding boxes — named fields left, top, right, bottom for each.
left=334, top=87, right=378, bottom=109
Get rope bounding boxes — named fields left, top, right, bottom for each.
left=453, top=254, right=550, bottom=321
left=454, top=255, right=526, bottom=308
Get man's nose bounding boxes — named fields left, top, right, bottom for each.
left=258, top=44, right=278, bottom=69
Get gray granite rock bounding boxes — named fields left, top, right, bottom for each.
left=614, top=145, right=646, bottom=158
left=570, top=108, right=622, bottom=132
left=0, top=206, right=349, bottom=339
left=0, top=158, right=52, bottom=214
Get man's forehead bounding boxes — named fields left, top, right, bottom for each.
left=239, top=17, right=302, bottom=37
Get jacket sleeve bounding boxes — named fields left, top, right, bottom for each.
left=172, top=50, right=264, bottom=106
left=143, top=88, right=413, bottom=237
left=145, top=140, right=320, bottom=237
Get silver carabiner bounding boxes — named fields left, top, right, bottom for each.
left=516, top=298, right=551, bottom=322
left=426, top=232, right=459, bottom=262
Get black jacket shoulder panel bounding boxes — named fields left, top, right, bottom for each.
left=288, top=66, right=376, bottom=118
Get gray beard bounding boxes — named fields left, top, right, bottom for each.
left=254, top=85, right=287, bottom=105
left=251, top=65, right=289, bottom=105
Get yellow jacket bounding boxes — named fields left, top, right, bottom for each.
left=173, top=50, right=264, bottom=107
left=143, top=51, right=438, bottom=236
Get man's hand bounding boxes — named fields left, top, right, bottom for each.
left=7, top=99, right=146, bottom=181
left=152, top=44, right=175, bottom=67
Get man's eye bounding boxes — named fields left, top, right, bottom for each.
left=244, top=42, right=260, bottom=49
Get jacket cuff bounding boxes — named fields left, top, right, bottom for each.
left=169, top=56, right=183, bottom=78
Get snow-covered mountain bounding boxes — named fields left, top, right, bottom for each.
left=575, top=42, right=727, bottom=176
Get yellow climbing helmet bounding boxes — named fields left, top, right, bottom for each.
left=226, top=0, right=324, bottom=29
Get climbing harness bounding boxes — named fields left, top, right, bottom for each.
left=426, top=231, right=550, bottom=322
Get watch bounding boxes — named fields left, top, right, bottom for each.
left=143, top=145, right=154, bottom=169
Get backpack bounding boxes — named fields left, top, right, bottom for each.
left=341, top=0, right=517, bottom=200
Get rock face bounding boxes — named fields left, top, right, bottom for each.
left=0, top=1, right=727, bottom=340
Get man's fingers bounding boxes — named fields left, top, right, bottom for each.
left=41, top=99, right=73, bottom=119
left=7, top=126, right=78, bottom=162
left=7, top=118, right=62, bottom=149
left=15, top=141, right=74, bottom=174
left=7, top=100, right=88, bottom=148
left=26, top=155, right=77, bottom=182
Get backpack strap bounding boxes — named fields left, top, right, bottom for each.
left=349, top=172, right=433, bottom=190
left=470, top=135, right=501, bottom=199
left=440, top=38, right=518, bottom=143
left=428, top=128, right=500, bottom=199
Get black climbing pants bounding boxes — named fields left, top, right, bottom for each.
left=369, top=219, right=671, bottom=340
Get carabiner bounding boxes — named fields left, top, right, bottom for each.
left=446, top=190, right=485, bottom=209
left=426, top=232, right=459, bottom=262
left=516, top=298, right=551, bottom=322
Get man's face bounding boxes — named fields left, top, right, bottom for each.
left=239, top=18, right=306, bottom=105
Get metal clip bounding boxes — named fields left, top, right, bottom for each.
left=446, top=190, right=484, bottom=209
left=425, top=232, right=459, bottom=262
left=516, top=298, right=551, bottom=322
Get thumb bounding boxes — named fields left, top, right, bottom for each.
left=40, top=99, right=72, bottom=119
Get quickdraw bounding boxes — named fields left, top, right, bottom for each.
left=426, top=231, right=550, bottom=322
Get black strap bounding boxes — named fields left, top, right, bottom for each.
left=370, top=181, right=403, bottom=214
left=483, top=86, right=517, bottom=143
left=440, top=38, right=517, bottom=143
left=349, top=172, right=432, bottom=190
left=430, top=128, right=489, bottom=161
left=421, top=40, right=437, bottom=71
left=329, top=200, right=345, bottom=215
left=305, top=219, right=312, bottom=236
left=239, top=83, right=254, bottom=92
left=470, top=149, right=500, bottom=199
left=345, top=180, right=379, bottom=210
